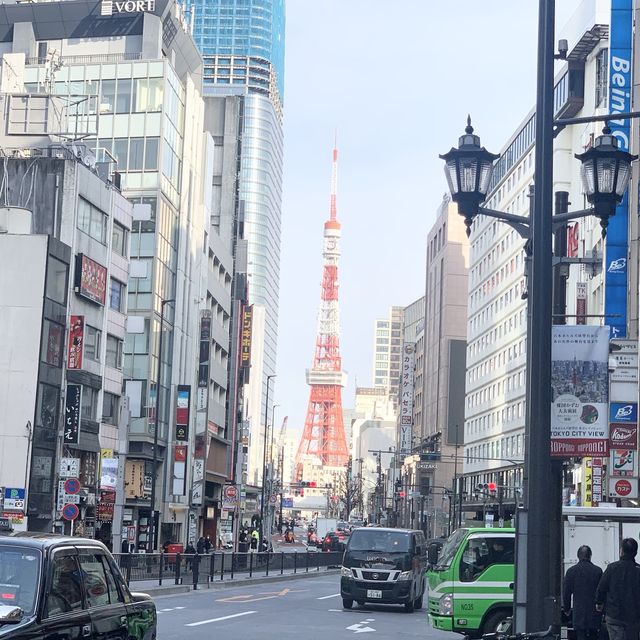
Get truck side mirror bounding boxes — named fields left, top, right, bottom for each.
left=428, top=544, right=440, bottom=566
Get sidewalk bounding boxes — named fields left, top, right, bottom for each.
left=130, top=566, right=340, bottom=598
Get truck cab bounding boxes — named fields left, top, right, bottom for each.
left=427, top=527, right=515, bottom=637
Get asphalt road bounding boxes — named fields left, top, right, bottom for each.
left=155, top=574, right=460, bottom=640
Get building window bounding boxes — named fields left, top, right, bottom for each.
left=46, top=256, right=68, bottom=304
left=84, top=325, right=101, bottom=362
left=106, top=334, right=123, bottom=369
left=595, top=48, right=608, bottom=108
left=40, top=319, right=64, bottom=367
left=109, top=279, right=125, bottom=312
left=81, top=386, right=98, bottom=421
left=102, top=392, right=120, bottom=425
left=112, top=221, right=128, bottom=257
left=78, top=198, right=108, bottom=244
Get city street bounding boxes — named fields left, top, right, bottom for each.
left=154, top=574, right=454, bottom=639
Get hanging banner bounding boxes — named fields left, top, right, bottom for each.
left=604, top=0, right=633, bottom=339
left=63, top=384, right=81, bottom=445
left=172, top=445, right=187, bottom=496
left=551, top=326, right=609, bottom=456
left=398, top=342, right=415, bottom=454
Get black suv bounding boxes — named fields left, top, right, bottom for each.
left=0, top=533, right=156, bottom=639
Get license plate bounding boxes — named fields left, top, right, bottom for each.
left=366, top=590, right=382, bottom=599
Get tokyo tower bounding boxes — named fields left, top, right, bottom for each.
left=296, top=145, right=349, bottom=469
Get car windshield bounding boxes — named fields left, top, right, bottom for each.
left=0, top=545, right=41, bottom=617
left=348, top=529, right=410, bottom=552
left=434, top=528, right=467, bottom=570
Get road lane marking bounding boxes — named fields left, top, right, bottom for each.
left=158, top=606, right=185, bottom=613
left=216, top=587, right=307, bottom=603
left=347, top=621, right=376, bottom=634
left=317, top=593, right=340, bottom=600
left=185, top=611, right=257, bottom=626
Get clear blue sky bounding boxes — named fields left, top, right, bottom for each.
left=275, top=1, right=578, bottom=438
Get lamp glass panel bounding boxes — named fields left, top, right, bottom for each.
left=596, top=157, right=617, bottom=194
left=478, top=160, right=494, bottom=195
left=459, top=158, right=479, bottom=192
left=615, top=161, right=632, bottom=196
left=445, top=160, right=459, bottom=195
left=580, top=160, right=595, bottom=196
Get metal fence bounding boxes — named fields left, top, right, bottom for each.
left=112, top=551, right=344, bottom=587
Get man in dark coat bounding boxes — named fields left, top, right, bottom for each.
left=596, top=538, right=640, bottom=640
left=562, top=545, right=603, bottom=640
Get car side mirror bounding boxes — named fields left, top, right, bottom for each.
left=427, top=546, right=440, bottom=566
left=0, top=605, right=24, bottom=624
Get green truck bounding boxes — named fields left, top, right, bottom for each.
left=427, top=506, right=640, bottom=638
left=427, top=527, right=515, bottom=637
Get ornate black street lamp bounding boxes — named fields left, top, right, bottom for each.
left=575, top=127, right=636, bottom=235
left=440, top=116, right=636, bottom=633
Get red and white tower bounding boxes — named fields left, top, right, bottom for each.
left=296, top=146, right=349, bottom=470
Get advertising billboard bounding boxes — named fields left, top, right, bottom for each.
left=398, top=342, right=415, bottom=454
left=75, top=254, right=107, bottom=305
left=551, top=326, right=609, bottom=456
left=63, top=384, right=81, bottom=445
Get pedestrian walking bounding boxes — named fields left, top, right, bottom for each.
left=250, top=529, right=259, bottom=551
left=196, top=536, right=205, bottom=555
left=204, top=536, right=212, bottom=553
left=595, top=538, right=640, bottom=640
left=562, top=545, right=603, bottom=640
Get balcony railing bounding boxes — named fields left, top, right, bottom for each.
left=25, top=52, right=143, bottom=66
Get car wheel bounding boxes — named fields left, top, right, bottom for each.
left=413, top=593, right=423, bottom=610
left=482, top=610, right=511, bottom=635
left=357, top=601, right=365, bottom=606
left=343, top=598, right=353, bottom=609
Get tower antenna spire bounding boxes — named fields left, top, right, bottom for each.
left=296, top=144, right=349, bottom=472
left=330, top=132, right=338, bottom=222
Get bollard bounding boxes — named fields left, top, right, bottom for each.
left=281, top=552, right=284, bottom=575
left=220, top=552, right=225, bottom=581
left=125, top=557, right=132, bottom=586
left=305, top=551, right=309, bottom=573
left=159, top=553, right=164, bottom=586
left=192, top=553, right=200, bottom=590
left=230, top=552, right=235, bottom=580
left=209, top=553, right=215, bottom=583
left=175, top=553, right=182, bottom=585
left=249, top=551, right=254, bottom=578
left=293, top=552, right=297, bottom=574
left=316, top=552, right=320, bottom=572
left=266, top=551, right=270, bottom=577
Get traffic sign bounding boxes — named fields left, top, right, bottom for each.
left=269, top=495, right=277, bottom=505
left=64, top=478, right=81, bottom=495
left=62, top=504, right=79, bottom=521
left=224, top=485, right=238, bottom=500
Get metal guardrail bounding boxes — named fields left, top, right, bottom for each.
left=25, top=52, right=143, bottom=66
left=112, top=551, right=344, bottom=587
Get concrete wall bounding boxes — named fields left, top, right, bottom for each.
left=0, top=233, right=48, bottom=530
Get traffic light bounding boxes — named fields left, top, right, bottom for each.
left=299, top=481, right=317, bottom=488
left=398, top=491, right=406, bottom=498
left=487, top=482, right=497, bottom=495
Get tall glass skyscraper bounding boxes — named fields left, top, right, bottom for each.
left=188, top=0, right=285, bottom=99
left=188, top=0, right=285, bottom=484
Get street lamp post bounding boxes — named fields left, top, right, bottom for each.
left=149, top=297, right=174, bottom=553
left=441, top=63, right=635, bottom=636
left=259, top=374, right=276, bottom=543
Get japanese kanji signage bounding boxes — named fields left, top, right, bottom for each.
left=241, top=305, right=253, bottom=371
left=63, top=384, right=81, bottom=445
left=67, top=315, right=84, bottom=369
left=398, top=342, right=415, bottom=454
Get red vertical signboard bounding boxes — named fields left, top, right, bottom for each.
left=67, top=316, right=85, bottom=369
